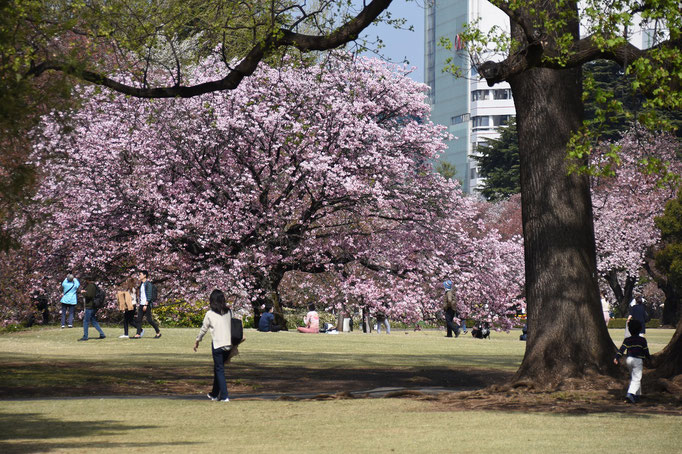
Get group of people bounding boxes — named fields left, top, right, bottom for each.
left=59, top=270, right=161, bottom=341
left=257, top=303, right=320, bottom=333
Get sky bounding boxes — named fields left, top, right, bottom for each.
left=360, top=1, right=426, bottom=83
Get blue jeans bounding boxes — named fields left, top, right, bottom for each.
left=83, top=308, right=105, bottom=339
left=61, top=304, right=76, bottom=326
left=211, top=346, right=230, bottom=400
left=377, top=318, right=390, bottom=334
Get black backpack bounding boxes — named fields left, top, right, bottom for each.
left=93, top=285, right=106, bottom=309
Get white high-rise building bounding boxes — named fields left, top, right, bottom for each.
left=425, top=0, right=515, bottom=193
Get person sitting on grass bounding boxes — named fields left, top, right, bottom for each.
left=257, top=305, right=281, bottom=332
left=297, top=303, right=319, bottom=333
left=614, top=319, right=651, bottom=404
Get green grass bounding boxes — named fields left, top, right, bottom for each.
left=1, top=398, right=680, bottom=454
left=0, top=327, right=679, bottom=453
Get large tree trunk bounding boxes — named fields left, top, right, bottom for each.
left=510, top=66, right=616, bottom=385
left=652, top=315, right=682, bottom=378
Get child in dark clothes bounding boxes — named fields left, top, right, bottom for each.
left=614, top=319, right=651, bottom=404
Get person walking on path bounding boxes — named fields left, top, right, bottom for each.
left=60, top=274, right=80, bottom=328
left=627, top=296, right=649, bottom=336
left=116, top=276, right=138, bottom=338
left=443, top=280, right=460, bottom=338
left=194, top=289, right=236, bottom=402
left=297, top=303, right=319, bottom=333
left=133, top=270, right=161, bottom=339
left=614, top=319, right=651, bottom=404
left=78, top=278, right=106, bottom=341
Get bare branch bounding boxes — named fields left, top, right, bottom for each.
left=27, top=0, right=393, bottom=98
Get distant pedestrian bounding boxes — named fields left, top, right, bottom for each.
left=194, top=289, right=235, bottom=402
left=258, top=305, right=282, bottom=332
left=297, top=303, right=319, bottom=333
left=116, top=276, right=138, bottom=338
left=375, top=308, right=390, bottom=334
left=627, top=296, right=649, bottom=336
left=443, top=280, right=459, bottom=338
left=600, top=291, right=610, bottom=326
left=614, top=319, right=651, bottom=404
left=78, top=277, right=106, bottom=341
left=133, top=270, right=161, bottom=339
left=60, top=274, right=80, bottom=328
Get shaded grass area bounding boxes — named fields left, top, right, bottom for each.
left=1, top=398, right=681, bottom=454
left=0, top=327, right=676, bottom=399
left=0, top=327, right=528, bottom=397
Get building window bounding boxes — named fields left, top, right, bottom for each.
left=470, top=167, right=478, bottom=180
left=471, top=90, right=490, bottom=102
left=450, top=113, right=470, bottom=125
left=493, top=88, right=512, bottom=100
left=472, top=116, right=489, bottom=128
left=492, top=115, right=511, bottom=126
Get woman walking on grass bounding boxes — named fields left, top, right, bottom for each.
left=193, top=290, right=235, bottom=402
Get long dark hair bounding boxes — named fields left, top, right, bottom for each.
left=209, top=289, right=228, bottom=315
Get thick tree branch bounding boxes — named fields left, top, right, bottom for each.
left=27, top=0, right=393, bottom=98
left=478, top=34, right=681, bottom=86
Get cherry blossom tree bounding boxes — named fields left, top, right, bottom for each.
left=591, top=130, right=682, bottom=316
left=24, top=56, right=524, bottom=327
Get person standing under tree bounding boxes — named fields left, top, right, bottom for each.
left=443, top=280, right=460, bottom=338
left=133, top=270, right=161, bottom=339
left=60, top=274, right=79, bottom=328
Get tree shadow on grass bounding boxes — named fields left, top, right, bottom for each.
left=0, top=412, right=199, bottom=454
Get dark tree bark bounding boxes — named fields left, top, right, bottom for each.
left=604, top=270, right=636, bottom=317
left=652, top=316, right=682, bottom=378
left=509, top=65, right=617, bottom=385
left=644, top=253, right=681, bottom=327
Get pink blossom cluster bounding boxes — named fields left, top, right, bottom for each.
left=24, top=56, right=525, bottom=327
left=591, top=130, right=681, bottom=287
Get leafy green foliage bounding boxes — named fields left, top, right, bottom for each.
left=655, top=187, right=682, bottom=292
left=435, top=161, right=457, bottom=181
left=473, top=119, right=520, bottom=201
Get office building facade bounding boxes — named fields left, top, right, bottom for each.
left=425, top=0, right=515, bottom=193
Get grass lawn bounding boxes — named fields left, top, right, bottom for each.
left=1, top=326, right=680, bottom=453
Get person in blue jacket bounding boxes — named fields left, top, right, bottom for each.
left=60, top=274, right=80, bottom=328
left=258, top=305, right=281, bottom=332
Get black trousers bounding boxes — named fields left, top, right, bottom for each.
left=123, top=309, right=136, bottom=336
left=136, top=305, right=160, bottom=335
left=445, top=308, right=460, bottom=337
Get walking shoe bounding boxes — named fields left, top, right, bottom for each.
left=218, top=398, right=230, bottom=402
left=140, top=329, right=145, bottom=338
left=207, top=393, right=218, bottom=401
left=119, top=335, right=129, bottom=339
left=68, top=325, right=73, bottom=328
left=154, top=333, right=162, bottom=339
left=625, top=393, right=637, bottom=404
left=77, top=337, right=88, bottom=341
left=98, top=334, right=106, bottom=339
left=61, top=325, right=65, bottom=329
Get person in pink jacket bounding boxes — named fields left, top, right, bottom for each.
left=297, top=303, right=319, bottom=333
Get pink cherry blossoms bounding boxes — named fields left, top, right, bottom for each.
left=591, top=129, right=681, bottom=309
left=24, top=55, right=524, bottom=327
